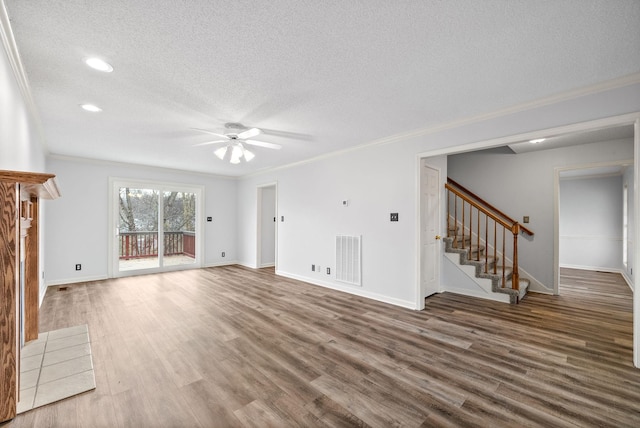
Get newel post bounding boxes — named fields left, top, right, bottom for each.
left=511, top=223, right=520, bottom=290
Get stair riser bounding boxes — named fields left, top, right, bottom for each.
left=443, top=236, right=528, bottom=304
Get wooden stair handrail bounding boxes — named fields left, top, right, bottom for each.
left=447, top=178, right=534, bottom=236
left=446, top=179, right=531, bottom=295
left=445, top=183, right=515, bottom=231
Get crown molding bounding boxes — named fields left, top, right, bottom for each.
left=47, top=153, right=238, bottom=181
left=0, top=1, right=46, bottom=151
left=243, top=72, right=640, bottom=179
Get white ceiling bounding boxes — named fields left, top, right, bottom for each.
left=5, top=0, right=640, bottom=177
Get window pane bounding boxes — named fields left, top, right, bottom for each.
left=163, top=191, right=196, bottom=267
left=118, top=187, right=160, bottom=271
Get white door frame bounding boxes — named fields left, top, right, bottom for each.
left=108, top=177, right=204, bottom=278
left=554, top=158, right=633, bottom=294
left=256, top=182, right=278, bottom=269
left=415, top=112, right=640, bottom=368
left=417, top=161, right=442, bottom=309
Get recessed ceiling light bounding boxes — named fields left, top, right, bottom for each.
left=80, top=103, right=102, bottom=112
left=529, top=138, right=546, bottom=144
left=85, top=57, right=113, bottom=73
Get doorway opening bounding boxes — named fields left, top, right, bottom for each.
left=257, top=183, right=277, bottom=269
left=556, top=160, right=633, bottom=294
left=416, top=113, right=639, bottom=367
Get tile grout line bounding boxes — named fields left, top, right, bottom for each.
left=31, top=332, right=47, bottom=410
left=19, top=326, right=95, bottom=414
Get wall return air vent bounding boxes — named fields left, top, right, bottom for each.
left=335, top=235, right=362, bottom=286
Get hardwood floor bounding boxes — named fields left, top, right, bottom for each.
left=2, top=266, right=639, bottom=427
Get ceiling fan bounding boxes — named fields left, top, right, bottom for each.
left=191, top=123, right=282, bottom=164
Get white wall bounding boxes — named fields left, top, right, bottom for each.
left=0, top=38, right=45, bottom=172
left=44, top=157, right=238, bottom=285
left=559, top=175, right=624, bottom=271
left=237, top=81, right=640, bottom=310
left=1, top=26, right=48, bottom=302
left=239, top=141, right=419, bottom=308
left=448, top=139, right=633, bottom=290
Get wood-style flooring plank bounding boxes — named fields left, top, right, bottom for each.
left=2, top=265, right=640, bottom=427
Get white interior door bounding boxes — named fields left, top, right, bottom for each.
left=421, top=162, right=440, bottom=299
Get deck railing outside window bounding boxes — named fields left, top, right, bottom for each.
left=119, top=231, right=195, bottom=259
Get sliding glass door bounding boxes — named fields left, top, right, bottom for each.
left=162, top=190, right=197, bottom=267
left=118, top=186, right=160, bottom=271
left=111, top=179, right=202, bottom=277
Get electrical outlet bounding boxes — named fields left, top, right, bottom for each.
left=312, top=264, right=315, bottom=271
left=326, top=267, right=331, bottom=275
left=222, top=251, right=225, bottom=257
left=523, top=216, right=530, bottom=223
left=390, top=213, right=399, bottom=222
left=75, top=264, right=81, bottom=271
left=207, top=216, right=212, bottom=222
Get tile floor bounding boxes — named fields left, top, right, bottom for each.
left=17, top=324, right=96, bottom=414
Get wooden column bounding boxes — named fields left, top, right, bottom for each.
left=0, top=182, right=18, bottom=422
left=24, top=196, right=39, bottom=341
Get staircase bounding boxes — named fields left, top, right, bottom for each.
left=444, top=179, right=533, bottom=304
left=443, top=228, right=529, bottom=304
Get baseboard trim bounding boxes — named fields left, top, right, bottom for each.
left=46, top=275, right=108, bottom=287
left=203, top=260, right=240, bottom=268
left=236, top=261, right=258, bottom=269
left=559, top=264, right=624, bottom=274
left=47, top=262, right=239, bottom=286
left=622, top=272, right=635, bottom=292
left=442, top=287, right=511, bottom=304
left=519, top=266, right=553, bottom=295
left=276, top=270, right=417, bottom=310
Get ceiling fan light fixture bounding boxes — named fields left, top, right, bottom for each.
left=85, top=57, right=113, bottom=73
left=214, top=146, right=228, bottom=160
left=230, top=145, right=243, bottom=164
left=243, top=148, right=255, bottom=162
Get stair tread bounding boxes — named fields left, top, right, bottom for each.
left=444, top=234, right=529, bottom=304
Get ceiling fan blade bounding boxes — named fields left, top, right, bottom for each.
left=237, top=127, right=261, bottom=140
left=244, top=139, right=282, bottom=150
left=193, top=140, right=228, bottom=147
left=190, top=128, right=229, bottom=139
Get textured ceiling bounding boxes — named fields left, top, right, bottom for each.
left=5, top=0, right=640, bottom=176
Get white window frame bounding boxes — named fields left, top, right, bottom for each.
left=108, top=177, right=204, bottom=278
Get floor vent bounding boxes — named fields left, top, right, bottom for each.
left=336, top=235, right=361, bottom=286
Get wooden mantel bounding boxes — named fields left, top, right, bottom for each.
left=1, top=169, right=60, bottom=423
left=0, top=170, right=61, bottom=199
